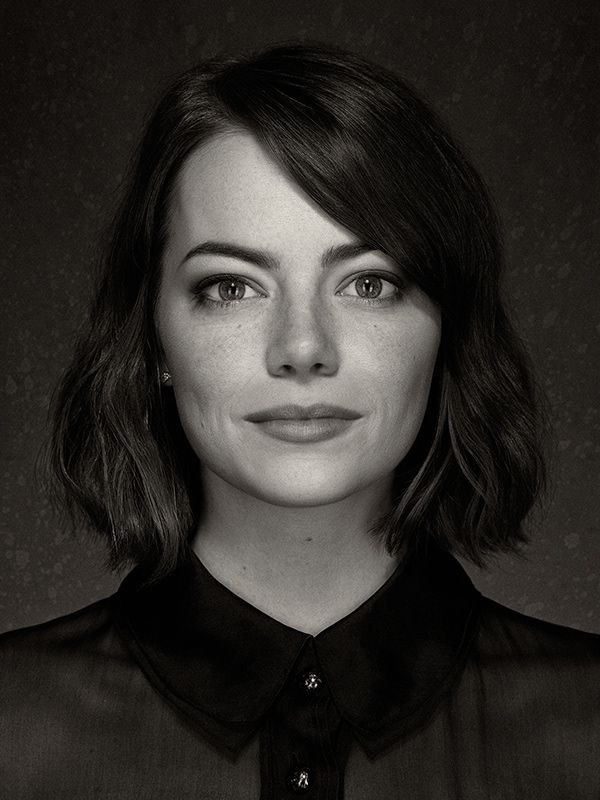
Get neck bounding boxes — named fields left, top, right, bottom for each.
left=191, top=471, right=399, bottom=635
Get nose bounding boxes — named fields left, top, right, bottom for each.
left=265, top=295, right=339, bottom=379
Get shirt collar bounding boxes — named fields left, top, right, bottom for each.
left=112, top=543, right=481, bottom=758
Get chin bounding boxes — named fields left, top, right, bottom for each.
left=234, top=462, right=374, bottom=508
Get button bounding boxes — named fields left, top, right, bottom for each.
left=287, top=766, right=311, bottom=792
left=299, top=670, right=323, bottom=693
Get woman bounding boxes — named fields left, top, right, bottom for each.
left=1, top=42, right=598, bottom=799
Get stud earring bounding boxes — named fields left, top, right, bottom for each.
left=160, top=370, right=171, bottom=385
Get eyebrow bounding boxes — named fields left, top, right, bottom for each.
left=179, top=240, right=380, bottom=271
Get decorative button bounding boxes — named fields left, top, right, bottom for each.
left=299, top=670, right=323, bottom=693
left=287, top=766, right=311, bottom=792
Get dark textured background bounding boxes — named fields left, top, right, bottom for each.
left=1, top=0, right=598, bottom=634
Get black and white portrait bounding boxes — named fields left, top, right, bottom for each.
left=1, top=3, right=598, bottom=797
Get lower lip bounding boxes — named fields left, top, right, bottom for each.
left=251, top=417, right=357, bottom=443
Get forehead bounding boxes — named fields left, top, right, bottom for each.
left=166, top=130, right=358, bottom=256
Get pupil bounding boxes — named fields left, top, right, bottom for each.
left=357, top=276, right=382, bottom=298
left=219, top=280, right=245, bottom=301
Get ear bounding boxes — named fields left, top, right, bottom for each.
left=154, top=335, right=172, bottom=387
left=160, top=368, right=172, bottom=387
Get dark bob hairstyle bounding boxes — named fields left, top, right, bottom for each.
left=45, top=41, right=547, bottom=581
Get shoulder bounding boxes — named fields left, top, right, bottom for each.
left=0, top=596, right=115, bottom=659
left=471, top=595, right=600, bottom=732
left=0, top=596, right=137, bottom=789
left=476, top=595, right=600, bottom=661
left=0, top=596, right=125, bottom=707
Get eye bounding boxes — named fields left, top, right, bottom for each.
left=337, top=272, right=403, bottom=302
left=192, top=274, right=263, bottom=307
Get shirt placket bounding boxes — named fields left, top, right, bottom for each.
left=259, top=639, right=349, bottom=800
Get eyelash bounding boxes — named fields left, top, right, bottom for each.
left=191, top=274, right=264, bottom=309
left=191, top=272, right=407, bottom=309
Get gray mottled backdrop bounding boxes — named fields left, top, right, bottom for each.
left=1, top=0, right=598, bottom=633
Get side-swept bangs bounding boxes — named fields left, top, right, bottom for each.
left=44, top=41, right=547, bottom=580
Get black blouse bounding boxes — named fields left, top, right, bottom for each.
left=1, top=545, right=599, bottom=799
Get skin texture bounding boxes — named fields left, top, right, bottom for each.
left=155, top=131, right=442, bottom=633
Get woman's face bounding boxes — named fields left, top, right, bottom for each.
left=156, top=130, right=441, bottom=507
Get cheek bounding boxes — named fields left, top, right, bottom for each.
left=160, top=310, right=260, bottom=421
left=359, top=317, right=440, bottom=427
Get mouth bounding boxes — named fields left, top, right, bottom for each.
left=245, top=404, right=362, bottom=443
left=245, top=404, right=362, bottom=423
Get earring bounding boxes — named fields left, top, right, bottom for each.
left=160, top=370, right=171, bottom=385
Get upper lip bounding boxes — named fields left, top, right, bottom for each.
left=245, top=404, right=362, bottom=422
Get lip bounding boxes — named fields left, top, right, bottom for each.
left=245, top=404, right=362, bottom=422
left=250, top=417, right=357, bottom=443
